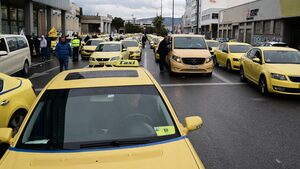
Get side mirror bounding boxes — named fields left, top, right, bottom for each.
left=208, top=47, right=212, bottom=51
left=0, top=51, right=8, bottom=56
left=222, top=49, right=228, bottom=53
left=253, top=57, right=261, bottom=63
left=0, top=128, right=13, bottom=144
left=184, top=116, right=203, bottom=133
left=122, top=48, right=127, bottom=52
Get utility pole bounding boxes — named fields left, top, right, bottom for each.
left=196, top=0, right=200, bottom=34
left=172, top=0, right=174, bottom=34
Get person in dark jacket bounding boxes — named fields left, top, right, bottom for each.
left=157, top=35, right=170, bottom=72
left=46, top=35, right=51, bottom=60
left=55, top=36, right=72, bottom=72
left=33, top=35, right=40, bottom=57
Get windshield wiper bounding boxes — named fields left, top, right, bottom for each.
left=80, top=139, right=151, bottom=149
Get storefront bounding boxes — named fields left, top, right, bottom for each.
left=218, top=0, right=300, bottom=49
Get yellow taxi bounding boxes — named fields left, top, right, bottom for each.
left=154, top=37, right=164, bottom=62
left=167, top=34, right=213, bottom=76
left=214, top=42, right=252, bottom=71
left=89, top=41, right=130, bottom=67
left=81, top=38, right=105, bottom=60
left=240, top=47, right=300, bottom=95
left=205, top=40, right=219, bottom=55
left=0, top=73, right=36, bottom=135
left=121, top=39, right=142, bottom=61
left=0, top=64, right=206, bottom=169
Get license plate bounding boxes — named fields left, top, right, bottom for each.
left=190, top=65, right=198, bottom=69
left=299, top=84, right=300, bottom=88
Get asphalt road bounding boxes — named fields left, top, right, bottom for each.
left=29, top=44, right=300, bottom=169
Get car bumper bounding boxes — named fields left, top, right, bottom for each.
left=89, top=60, right=118, bottom=67
left=170, top=60, right=214, bottom=74
left=268, top=79, right=300, bottom=95
left=81, top=51, right=93, bottom=57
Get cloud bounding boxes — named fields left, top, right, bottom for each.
left=71, top=0, right=185, bottom=19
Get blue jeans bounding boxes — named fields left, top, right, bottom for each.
left=59, top=57, right=69, bottom=72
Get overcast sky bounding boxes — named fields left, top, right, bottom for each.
left=71, top=0, right=185, bottom=19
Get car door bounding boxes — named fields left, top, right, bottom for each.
left=251, top=49, right=264, bottom=84
left=5, top=37, right=20, bottom=75
left=215, top=44, right=223, bottom=64
left=243, top=49, right=257, bottom=82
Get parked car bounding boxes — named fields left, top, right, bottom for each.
left=0, top=35, right=31, bottom=76
left=262, top=42, right=288, bottom=47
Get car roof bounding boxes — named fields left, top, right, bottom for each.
left=100, top=41, right=122, bottom=45
left=0, top=34, right=26, bottom=38
left=266, top=42, right=287, bottom=44
left=225, top=42, right=251, bottom=45
left=172, top=34, right=205, bottom=38
left=205, top=40, right=219, bottom=43
left=46, top=68, right=154, bottom=90
left=88, top=38, right=104, bottom=41
left=255, top=47, right=298, bottom=51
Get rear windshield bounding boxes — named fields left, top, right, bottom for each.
left=17, top=86, right=180, bottom=150
left=123, top=41, right=138, bottom=47
left=96, top=44, right=121, bottom=52
left=86, top=40, right=103, bottom=46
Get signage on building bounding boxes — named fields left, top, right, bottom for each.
left=246, top=9, right=259, bottom=20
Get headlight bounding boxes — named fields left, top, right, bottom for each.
left=89, top=57, right=95, bottom=61
left=271, top=73, right=287, bottom=80
left=233, top=58, right=240, bottom=62
left=205, top=56, right=213, bottom=63
left=172, top=55, right=181, bottom=63
left=110, top=56, right=120, bottom=61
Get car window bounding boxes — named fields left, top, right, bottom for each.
left=6, top=37, right=18, bottom=52
left=17, top=37, right=28, bottom=49
left=223, top=44, right=228, bottom=53
left=207, top=42, right=219, bottom=48
left=0, top=38, right=8, bottom=52
left=123, top=41, right=138, bottom=47
left=219, top=44, right=224, bottom=50
left=96, top=44, right=121, bottom=52
left=264, top=50, right=300, bottom=64
left=0, top=79, right=3, bottom=92
left=174, top=37, right=207, bottom=49
left=17, top=86, right=180, bottom=150
left=247, top=49, right=257, bottom=59
left=229, top=45, right=252, bottom=53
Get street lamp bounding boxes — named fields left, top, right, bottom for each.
left=196, top=0, right=200, bottom=34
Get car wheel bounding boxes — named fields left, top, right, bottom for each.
left=259, top=77, right=269, bottom=95
left=240, top=67, right=247, bottom=82
left=226, top=60, right=232, bottom=72
left=21, top=61, right=29, bottom=77
left=8, top=110, right=27, bottom=136
left=206, top=72, right=213, bottom=77
left=213, top=56, right=219, bottom=67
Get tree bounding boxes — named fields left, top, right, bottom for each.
left=152, top=16, right=165, bottom=36
left=112, top=17, right=125, bottom=33
left=125, top=22, right=142, bottom=33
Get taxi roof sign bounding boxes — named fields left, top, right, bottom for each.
left=114, top=60, right=140, bottom=67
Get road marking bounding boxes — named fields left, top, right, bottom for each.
left=29, top=66, right=59, bottom=79
left=31, top=59, right=54, bottom=67
left=275, top=159, right=282, bottom=164
left=144, top=48, right=148, bottom=69
left=161, top=82, right=245, bottom=87
left=213, top=72, right=233, bottom=83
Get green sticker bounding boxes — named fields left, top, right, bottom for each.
left=154, top=126, right=175, bottom=136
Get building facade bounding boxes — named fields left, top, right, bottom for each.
left=0, top=0, right=76, bottom=36
left=218, top=0, right=300, bottom=49
left=80, top=15, right=112, bottom=34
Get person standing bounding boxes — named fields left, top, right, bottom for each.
left=33, top=35, right=40, bottom=57
left=142, top=34, right=147, bottom=48
left=40, top=35, right=48, bottom=61
left=46, top=35, right=51, bottom=61
left=71, top=34, right=81, bottom=62
left=157, top=35, right=170, bottom=72
left=55, top=36, right=72, bottom=72
left=109, top=35, right=113, bottom=41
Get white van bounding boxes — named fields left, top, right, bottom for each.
left=0, top=35, right=31, bottom=76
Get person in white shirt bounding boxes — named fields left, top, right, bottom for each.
left=40, top=35, right=48, bottom=61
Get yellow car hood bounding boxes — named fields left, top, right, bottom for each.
left=172, top=49, right=211, bottom=58
left=230, top=53, right=245, bottom=59
left=128, top=47, right=140, bottom=52
left=266, top=64, right=300, bottom=75
left=1, top=138, right=204, bottom=169
left=82, top=46, right=97, bottom=51
left=91, top=52, right=121, bottom=58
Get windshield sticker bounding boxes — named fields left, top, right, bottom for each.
left=154, top=126, right=175, bottom=136
left=25, top=139, right=49, bottom=145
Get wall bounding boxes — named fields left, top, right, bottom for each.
left=32, top=0, right=70, bottom=11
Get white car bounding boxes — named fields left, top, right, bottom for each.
left=0, top=35, right=31, bottom=76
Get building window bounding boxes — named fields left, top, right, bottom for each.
left=254, top=22, right=262, bottom=34
left=239, top=29, right=244, bottom=42
left=10, top=7, right=17, bottom=21
left=1, top=6, right=8, bottom=19
left=263, top=21, right=271, bottom=34
left=212, top=13, right=218, bottom=19
left=18, top=9, right=24, bottom=21
left=274, top=20, right=282, bottom=35
left=246, top=29, right=252, bottom=44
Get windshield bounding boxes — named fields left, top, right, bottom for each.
left=123, top=41, right=138, bottom=47
left=174, top=37, right=207, bottom=49
left=96, top=44, right=121, bottom=52
left=264, top=50, right=300, bottom=64
left=229, top=45, right=252, bottom=53
left=86, top=40, right=103, bottom=46
left=207, top=42, right=219, bottom=48
left=272, top=43, right=288, bottom=47
left=17, top=86, right=179, bottom=150
left=0, top=79, right=3, bottom=92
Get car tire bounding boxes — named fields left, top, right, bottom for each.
left=240, top=67, right=247, bottom=82
left=206, top=72, right=213, bottom=77
left=226, top=60, right=232, bottom=72
left=21, top=61, right=29, bottom=77
left=214, top=56, right=219, bottom=67
left=8, top=110, right=27, bottom=136
left=259, top=76, right=269, bottom=95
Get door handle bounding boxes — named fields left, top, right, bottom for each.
left=0, top=100, right=9, bottom=106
